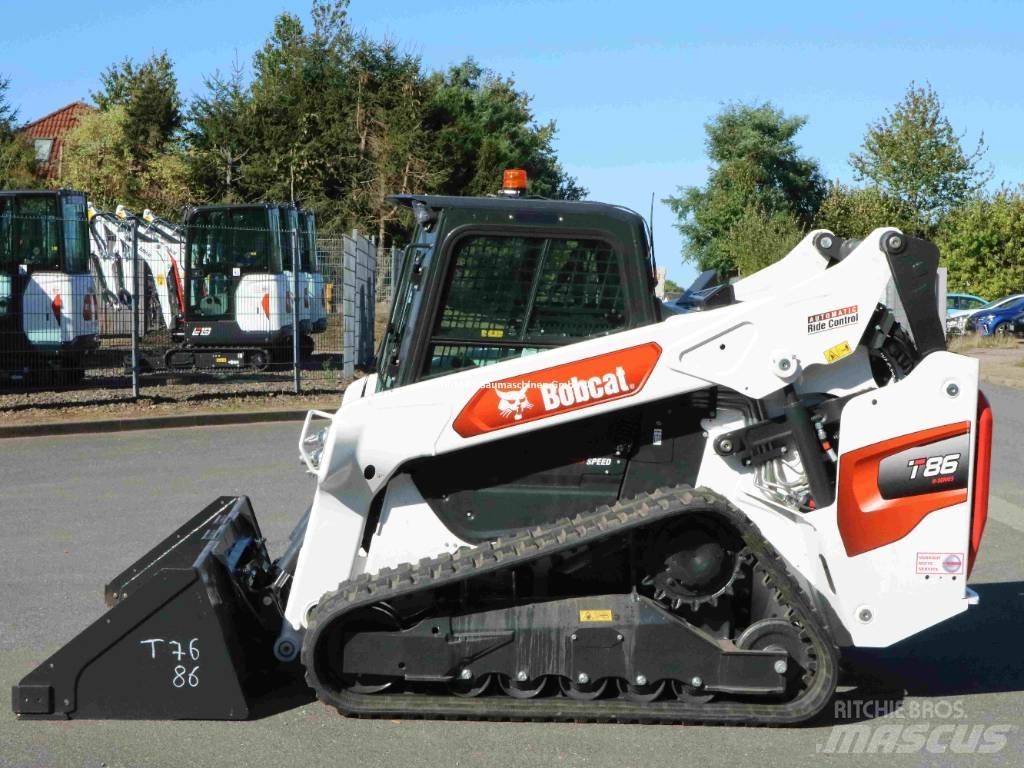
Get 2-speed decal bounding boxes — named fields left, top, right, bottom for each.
left=452, top=343, right=662, bottom=438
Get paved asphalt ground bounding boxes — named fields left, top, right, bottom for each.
left=2, top=385, right=1023, bottom=768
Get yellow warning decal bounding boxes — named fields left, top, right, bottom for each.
left=824, top=340, right=852, bottom=364
left=579, top=609, right=613, bottom=622
left=481, top=328, right=505, bottom=339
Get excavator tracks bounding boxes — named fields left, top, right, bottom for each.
left=302, top=486, right=839, bottom=725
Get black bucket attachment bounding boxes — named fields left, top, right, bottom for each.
left=12, top=496, right=298, bottom=720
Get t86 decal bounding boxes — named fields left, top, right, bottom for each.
left=452, top=343, right=662, bottom=438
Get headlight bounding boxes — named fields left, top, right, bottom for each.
left=302, top=427, right=329, bottom=470
left=298, top=410, right=334, bottom=474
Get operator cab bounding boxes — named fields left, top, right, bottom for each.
left=377, top=171, right=661, bottom=391
left=0, top=189, right=98, bottom=382
left=166, top=204, right=293, bottom=371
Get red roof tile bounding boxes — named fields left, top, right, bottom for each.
left=20, top=102, right=95, bottom=181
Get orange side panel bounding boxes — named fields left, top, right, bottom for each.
left=968, top=392, right=993, bottom=575
left=838, top=421, right=971, bottom=557
left=452, top=343, right=662, bottom=438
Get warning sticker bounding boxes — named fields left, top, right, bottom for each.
left=916, top=552, right=965, bottom=575
left=579, top=609, right=613, bottom=622
left=823, top=340, right=852, bottom=364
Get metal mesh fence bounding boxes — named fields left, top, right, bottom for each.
left=1, top=204, right=385, bottom=399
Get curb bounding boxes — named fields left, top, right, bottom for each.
left=0, top=408, right=315, bottom=439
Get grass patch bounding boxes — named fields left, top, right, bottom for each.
left=948, top=333, right=1019, bottom=353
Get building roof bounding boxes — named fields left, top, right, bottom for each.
left=19, top=101, right=94, bottom=182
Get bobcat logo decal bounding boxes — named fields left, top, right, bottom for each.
left=495, top=386, right=533, bottom=421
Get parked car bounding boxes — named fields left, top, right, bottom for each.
left=963, top=294, right=1024, bottom=336
left=946, top=292, right=988, bottom=318
left=1012, top=312, right=1024, bottom=339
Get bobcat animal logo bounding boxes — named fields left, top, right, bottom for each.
left=496, top=386, right=533, bottom=421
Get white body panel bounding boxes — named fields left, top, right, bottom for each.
left=21, top=271, right=98, bottom=345
left=233, top=274, right=291, bottom=333
left=284, top=229, right=983, bottom=650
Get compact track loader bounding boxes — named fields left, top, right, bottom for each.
left=13, top=172, right=992, bottom=726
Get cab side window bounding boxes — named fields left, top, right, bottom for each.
left=423, top=234, right=625, bottom=379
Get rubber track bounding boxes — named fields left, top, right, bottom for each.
left=302, top=485, right=839, bottom=725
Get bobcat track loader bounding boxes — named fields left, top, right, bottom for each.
left=13, top=171, right=992, bottom=726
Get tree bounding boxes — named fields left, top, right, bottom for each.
left=0, top=75, right=36, bottom=187
left=935, top=189, right=1024, bottom=299
left=814, top=183, right=917, bottom=239
left=184, top=2, right=583, bottom=244
left=664, top=102, right=825, bottom=276
left=423, top=59, right=585, bottom=200
left=61, top=106, right=189, bottom=214
left=850, top=82, right=991, bottom=234
left=186, top=65, right=255, bottom=201
left=725, top=204, right=804, bottom=276
left=93, top=52, right=183, bottom=158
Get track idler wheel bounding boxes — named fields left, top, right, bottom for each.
left=559, top=676, right=608, bottom=701
left=616, top=678, right=666, bottom=703
left=670, top=679, right=715, bottom=704
left=448, top=673, right=493, bottom=698
left=736, top=618, right=814, bottom=695
left=498, top=674, right=549, bottom=699
left=328, top=604, right=400, bottom=695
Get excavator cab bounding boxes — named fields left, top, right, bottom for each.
left=165, top=204, right=293, bottom=371
left=0, top=189, right=98, bottom=383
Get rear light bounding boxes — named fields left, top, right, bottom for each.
left=968, top=392, right=993, bottom=576
left=261, top=292, right=271, bottom=319
left=84, top=293, right=95, bottom=322
left=51, top=293, right=63, bottom=323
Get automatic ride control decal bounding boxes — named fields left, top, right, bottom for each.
left=808, top=305, right=859, bottom=335
left=452, top=342, right=662, bottom=438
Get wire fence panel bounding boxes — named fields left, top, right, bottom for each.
left=1, top=203, right=104, bottom=389
left=1, top=202, right=384, bottom=400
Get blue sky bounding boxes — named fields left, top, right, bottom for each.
left=3, top=0, right=1023, bottom=284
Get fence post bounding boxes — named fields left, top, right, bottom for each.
left=342, top=234, right=354, bottom=379
left=291, top=224, right=301, bottom=395
left=130, top=220, right=140, bottom=399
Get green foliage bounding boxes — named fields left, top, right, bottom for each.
left=424, top=60, right=585, bottom=201
left=183, top=3, right=583, bottom=246
left=935, top=189, right=1024, bottom=299
left=850, top=82, right=990, bottom=234
left=814, top=183, right=918, bottom=239
left=664, top=102, right=825, bottom=276
left=726, top=205, right=804, bottom=276
left=93, top=52, right=183, bottom=158
left=61, top=106, right=190, bottom=214
left=0, top=75, right=36, bottom=187
left=186, top=66, right=253, bottom=202
left=60, top=107, right=132, bottom=208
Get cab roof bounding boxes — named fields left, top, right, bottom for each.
left=386, top=194, right=647, bottom=228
